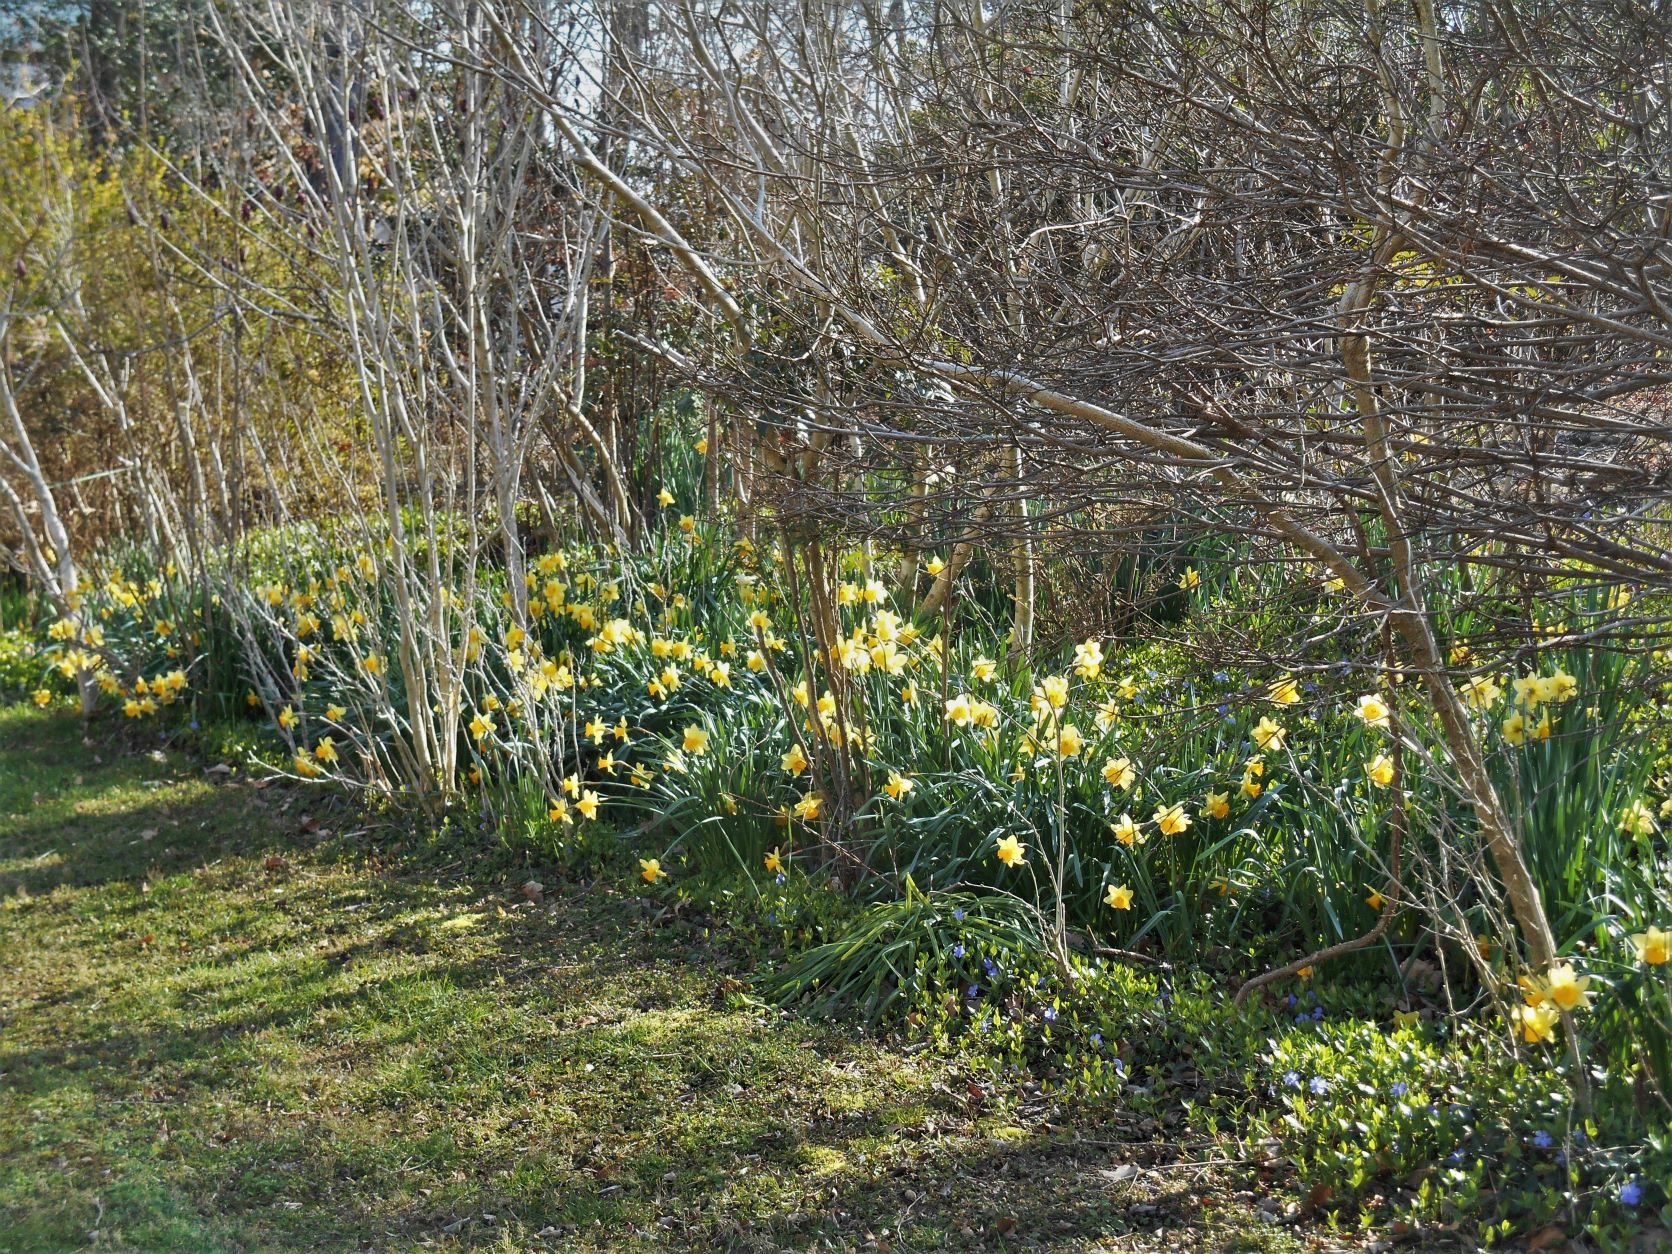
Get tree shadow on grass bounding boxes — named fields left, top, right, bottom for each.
left=1, top=710, right=336, bottom=894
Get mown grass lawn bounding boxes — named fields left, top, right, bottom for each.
left=0, top=703, right=1321, bottom=1252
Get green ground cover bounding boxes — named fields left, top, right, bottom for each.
left=1, top=704, right=1334, bottom=1252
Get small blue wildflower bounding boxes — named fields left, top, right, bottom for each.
left=1448, top=1149, right=1465, bottom=1166
left=1284, top=1071, right=1301, bottom=1089
left=1389, top=1081, right=1408, bottom=1098
left=952, top=943, right=966, bottom=959
left=953, top=908, right=965, bottom=921
left=775, top=871, right=786, bottom=885
left=1217, top=703, right=1230, bottom=716
left=1309, top=1076, right=1329, bottom=1095
left=1311, top=1005, right=1324, bottom=1021
left=1533, top=1130, right=1553, bottom=1149
left=983, top=957, right=999, bottom=977
left=1619, top=1180, right=1643, bottom=1207
left=1090, top=1032, right=1102, bottom=1046
left=1043, top=1007, right=1058, bottom=1022
left=1302, top=682, right=1319, bottom=694
left=1286, top=993, right=1297, bottom=1008
left=1295, top=1012, right=1309, bottom=1024
left=1113, top=1058, right=1125, bottom=1073
left=189, top=719, right=201, bottom=730
left=967, top=984, right=980, bottom=999
left=1213, top=671, right=1230, bottom=683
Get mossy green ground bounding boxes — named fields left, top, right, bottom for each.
left=0, top=704, right=1326, bottom=1252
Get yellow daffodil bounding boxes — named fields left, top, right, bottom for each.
left=883, top=771, right=913, bottom=801
left=764, top=848, right=783, bottom=874
left=1073, top=639, right=1103, bottom=679
left=1111, top=813, right=1142, bottom=846
left=1105, top=884, right=1133, bottom=910
left=995, top=834, right=1027, bottom=867
left=1102, top=756, right=1136, bottom=791
left=1036, top=674, right=1069, bottom=710
left=577, top=790, right=601, bottom=821
left=1252, top=716, right=1286, bottom=751
left=1513, top=1001, right=1560, bottom=1044
left=1544, top=962, right=1591, bottom=1011
left=1630, top=926, right=1670, bottom=966
left=1460, top=675, right=1502, bottom=709
left=1366, top=752, right=1395, bottom=788
left=945, top=693, right=975, bottom=727
left=1355, top=693, right=1390, bottom=728
left=640, top=857, right=667, bottom=883
left=1153, top=803, right=1191, bottom=836
left=1203, top=790, right=1229, bottom=820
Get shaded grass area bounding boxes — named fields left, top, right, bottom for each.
left=0, top=705, right=1310, bottom=1252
